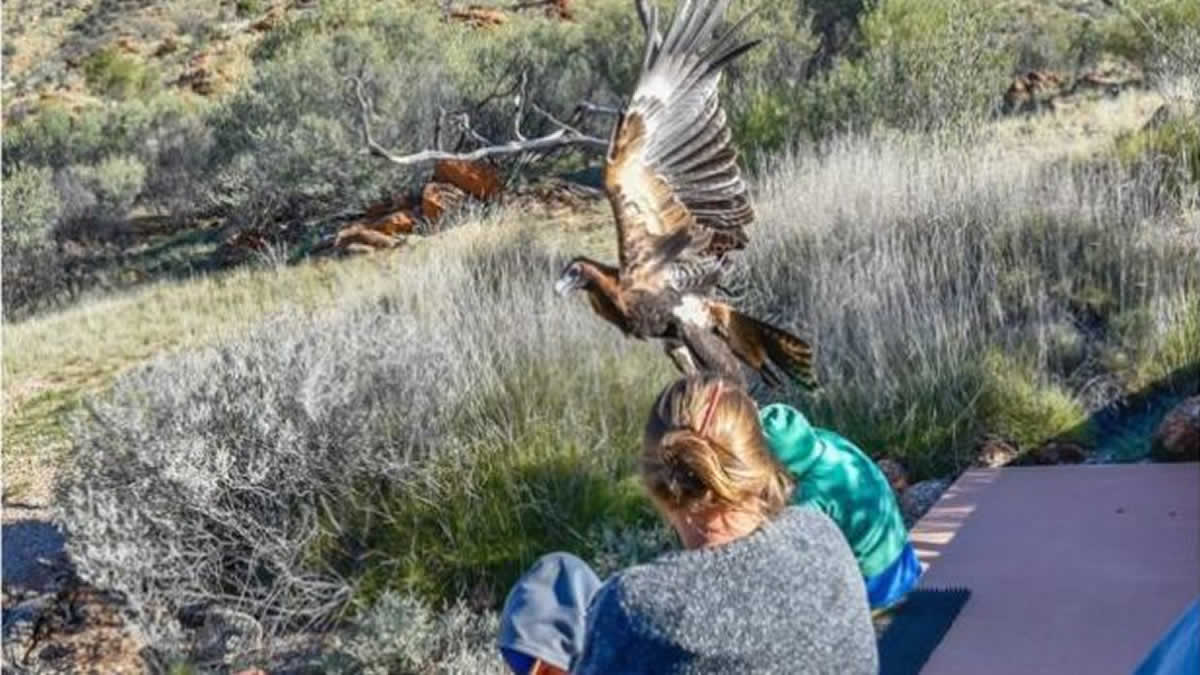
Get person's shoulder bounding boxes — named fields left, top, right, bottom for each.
left=773, top=504, right=855, bottom=550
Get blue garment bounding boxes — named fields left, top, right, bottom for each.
left=501, top=648, right=537, bottom=675
left=497, top=552, right=602, bottom=673
left=1133, top=595, right=1200, bottom=675
left=864, top=541, right=922, bottom=610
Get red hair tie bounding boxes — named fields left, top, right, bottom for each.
left=698, top=380, right=723, bottom=437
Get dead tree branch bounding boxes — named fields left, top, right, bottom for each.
left=349, top=75, right=609, bottom=168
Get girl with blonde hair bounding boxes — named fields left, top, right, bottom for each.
left=498, top=374, right=878, bottom=674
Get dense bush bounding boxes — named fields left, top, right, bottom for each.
left=2, top=165, right=64, bottom=316
left=0, top=96, right=213, bottom=317
left=1095, top=0, right=1200, bottom=68
left=82, top=46, right=162, bottom=100
left=732, top=0, right=1016, bottom=149
left=56, top=222, right=673, bottom=658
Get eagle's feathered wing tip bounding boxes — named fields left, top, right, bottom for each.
left=714, top=304, right=820, bottom=392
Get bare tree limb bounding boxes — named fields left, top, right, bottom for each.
left=574, top=101, right=622, bottom=116
left=348, top=75, right=609, bottom=168
left=513, top=70, right=530, bottom=142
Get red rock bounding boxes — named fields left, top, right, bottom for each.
left=432, top=159, right=502, bottom=201
left=364, top=195, right=412, bottom=220
left=371, top=209, right=416, bottom=236
left=250, top=5, right=284, bottom=32
left=1151, top=396, right=1200, bottom=462
left=421, top=181, right=468, bottom=224
left=449, top=6, right=508, bottom=27
left=333, top=224, right=403, bottom=251
left=974, top=437, right=1018, bottom=468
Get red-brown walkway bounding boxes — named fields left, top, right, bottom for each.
left=910, top=463, right=1200, bottom=675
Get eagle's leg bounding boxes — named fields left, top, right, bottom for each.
left=677, top=325, right=749, bottom=389
left=664, top=339, right=700, bottom=376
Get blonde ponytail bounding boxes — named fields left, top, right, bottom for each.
left=642, top=374, right=793, bottom=518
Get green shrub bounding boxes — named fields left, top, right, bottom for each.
left=82, top=46, right=161, bottom=100
left=236, top=0, right=263, bottom=18
left=856, top=0, right=1013, bottom=130
left=2, top=165, right=60, bottom=253
left=76, top=154, right=148, bottom=214
left=1095, top=0, right=1200, bottom=66
left=1115, top=115, right=1200, bottom=194
left=732, top=0, right=1015, bottom=146
left=1, top=165, right=65, bottom=319
left=975, top=350, right=1091, bottom=449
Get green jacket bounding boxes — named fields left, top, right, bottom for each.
left=759, top=403, right=908, bottom=578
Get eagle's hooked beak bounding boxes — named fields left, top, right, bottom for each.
left=554, top=276, right=575, bottom=296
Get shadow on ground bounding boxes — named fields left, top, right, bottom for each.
left=2, top=518, right=68, bottom=595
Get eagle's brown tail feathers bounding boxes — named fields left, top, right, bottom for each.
left=711, top=303, right=819, bottom=391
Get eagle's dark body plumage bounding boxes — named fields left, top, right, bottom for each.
left=554, top=0, right=818, bottom=391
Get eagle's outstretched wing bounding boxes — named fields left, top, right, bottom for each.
left=604, top=0, right=760, bottom=287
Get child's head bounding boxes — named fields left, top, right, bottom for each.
left=641, top=373, right=793, bottom=524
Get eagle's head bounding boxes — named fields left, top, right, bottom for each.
left=554, top=258, right=590, bottom=296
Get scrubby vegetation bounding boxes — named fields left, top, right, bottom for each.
left=3, top=0, right=1198, bottom=671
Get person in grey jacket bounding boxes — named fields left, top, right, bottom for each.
left=497, top=374, right=879, bottom=674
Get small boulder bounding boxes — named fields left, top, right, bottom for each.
left=421, top=181, right=468, bottom=225
left=250, top=5, right=284, bottom=32
left=899, top=479, right=950, bottom=528
left=973, top=437, right=1019, bottom=468
left=1026, top=441, right=1090, bottom=466
left=449, top=6, right=508, bottom=28
left=364, top=195, right=413, bottom=220
left=1151, top=396, right=1200, bottom=463
left=152, top=36, right=178, bottom=57
left=333, top=224, right=404, bottom=251
left=370, top=209, right=416, bottom=236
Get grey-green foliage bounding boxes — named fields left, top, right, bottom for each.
left=3, top=164, right=61, bottom=252
left=737, top=0, right=1015, bottom=148
left=200, top=0, right=823, bottom=227
left=318, top=593, right=505, bottom=675
left=2, top=165, right=63, bottom=316
left=204, top=15, right=453, bottom=227
left=71, top=154, right=148, bottom=218
left=855, top=0, right=1014, bottom=130
left=56, top=225, right=668, bottom=659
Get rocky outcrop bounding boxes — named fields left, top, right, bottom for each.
left=1025, top=441, right=1090, bottom=466
left=432, top=158, right=503, bottom=202
left=1151, top=396, right=1200, bottom=462
left=448, top=6, right=508, bottom=28
left=899, top=479, right=951, bottom=528
left=421, top=181, right=469, bottom=225
left=1000, top=57, right=1145, bottom=117
left=1002, top=70, right=1066, bottom=114
left=974, top=437, right=1019, bottom=468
